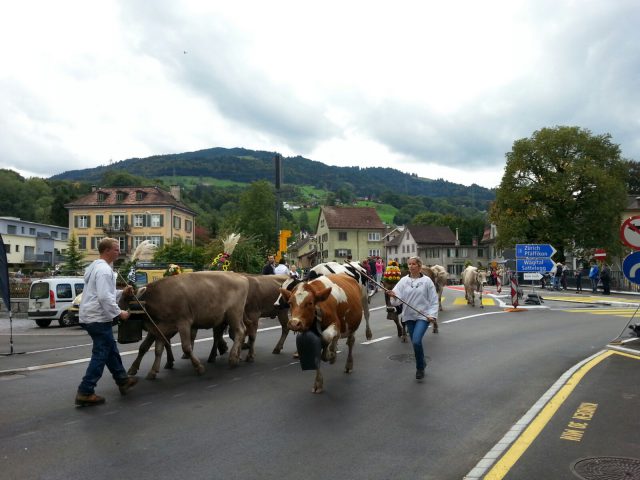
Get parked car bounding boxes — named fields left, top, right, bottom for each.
left=28, top=277, right=85, bottom=328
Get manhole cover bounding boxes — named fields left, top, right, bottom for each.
left=388, top=354, right=415, bottom=363
left=572, top=456, right=640, bottom=480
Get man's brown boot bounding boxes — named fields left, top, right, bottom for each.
left=118, top=376, right=138, bottom=396
left=75, top=393, right=106, bottom=407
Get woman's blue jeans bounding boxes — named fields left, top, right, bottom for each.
left=78, top=322, right=128, bottom=395
left=404, top=319, right=430, bottom=371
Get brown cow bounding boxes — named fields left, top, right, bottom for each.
left=280, top=274, right=363, bottom=393
left=125, top=271, right=249, bottom=379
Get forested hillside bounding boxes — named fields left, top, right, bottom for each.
left=51, top=147, right=495, bottom=209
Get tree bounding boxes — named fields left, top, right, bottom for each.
left=62, top=234, right=85, bottom=275
left=238, top=180, right=276, bottom=251
left=626, top=160, right=640, bottom=193
left=490, top=126, right=629, bottom=259
left=153, top=238, right=206, bottom=269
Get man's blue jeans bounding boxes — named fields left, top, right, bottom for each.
left=404, top=319, right=430, bottom=371
left=78, top=322, right=128, bottom=395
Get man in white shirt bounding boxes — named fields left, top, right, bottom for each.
left=75, top=238, right=137, bottom=407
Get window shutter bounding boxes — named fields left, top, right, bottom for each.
left=159, top=215, right=164, bottom=227
left=74, top=216, right=78, bottom=228
left=145, top=214, right=150, bottom=227
left=87, top=216, right=91, bottom=228
left=109, top=215, right=113, bottom=226
left=91, top=237, right=95, bottom=250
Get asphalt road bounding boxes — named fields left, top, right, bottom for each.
left=0, top=288, right=636, bottom=480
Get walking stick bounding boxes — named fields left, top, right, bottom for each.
left=359, top=270, right=439, bottom=333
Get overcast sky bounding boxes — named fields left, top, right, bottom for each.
left=1, top=1, right=639, bottom=189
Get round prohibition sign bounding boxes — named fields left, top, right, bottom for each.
left=620, top=215, right=640, bottom=250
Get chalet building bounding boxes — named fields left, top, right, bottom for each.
left=395, top=224, right=491, bottom=282
left=287, top=234, right=317, bottom=269
left=315, top=206, right=385, bottom=263
left=0, top=217, right=68, bottom=268
left=65, top=185, right=196, bottom=262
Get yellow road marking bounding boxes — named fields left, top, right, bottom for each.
left=453, top=297, right=496, bottom=306
left=484, top=350, right=639, bottom=479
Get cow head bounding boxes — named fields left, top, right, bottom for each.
left=280, top=282, right=332, bottom=332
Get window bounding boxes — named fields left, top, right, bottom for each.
left=116, top=191, right=126, bottom=202
left=133, top=214, right=145, bottom=228
left=477, top=248, right=484, bottom=257
left=112, top=215, right=126, bottom=229
left=97, top=192, right=106, bottom=202
left=426, top=248, right=439, bottom=258
left=338, top=231, right=347, bottom=241
left=173, top=216, right=181, bottom=229
left=136, top=191, right=145, bottom=201
left=7, top=225, right=16, bottom=234
left=412, top=244, right=416, bottom=253
left=50, top=231, right=58, bottom=239
left=95, top=215, right=104, bottom=227
left=29, top=228, right=36, bottom=235
left=335, top=249, right=351, bottom=257
left=91, top=236, right=104, bottom=250
left=322, top=233, right=328, bottom=242
left=61, top=232, right=68, bottom=240
left=21, top=226, right=24, bottom=233
left=394, top=246, right=398, bottom=254
left=75, top=215, right=90, bottom=228
left=150, top=214, right=163, bottom=227
left=118, top=237, right=126, bottom=252
left=56, top=284, right=73, bottom=299
left=368, top=232, right=381, bottom=241
left=15, top=245, right=20, bottom=252
left=185, top=219, right=192, bottom=233
left=369, top=249, right=381, bottom=257
left=149, top=236, right=163, bottom=247
left=447, top=264, right=466, bottom=275
left=78, top=237, right=87, bottom=250
left=320, top=219, right=325, bottom=227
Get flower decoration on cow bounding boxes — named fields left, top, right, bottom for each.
left=209, top=233, right=241, bottom=272
left=164, top=264, right=182, bottom=277
left=383, top=260, right=402, bottom=284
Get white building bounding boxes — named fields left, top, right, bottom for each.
left=0, top=217, right=69, bottom=268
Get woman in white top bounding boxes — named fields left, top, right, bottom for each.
left=387, top=256, right=439, bottom=380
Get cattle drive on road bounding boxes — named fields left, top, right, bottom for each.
left=462, top=266, right=488, bottom=307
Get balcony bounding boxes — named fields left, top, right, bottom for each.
left=102, top=223, right=131, bottom=234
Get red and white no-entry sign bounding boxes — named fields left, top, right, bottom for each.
left=594, top=248, right=607, bottom=260
left=620, top=215, right=640, bottom=250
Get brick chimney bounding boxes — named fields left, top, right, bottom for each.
left=170, top=185, right=181, bottom=201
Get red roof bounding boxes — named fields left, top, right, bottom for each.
left=321, top=206, right=385, bottom=229
left=65, top=186, right=196, bottom=214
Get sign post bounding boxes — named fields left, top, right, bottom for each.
left=516, top=243, right=556, bottom=306
left=620, top=215, right=640, bottom=250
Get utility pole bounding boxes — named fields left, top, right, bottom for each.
left=274, top=154, right=282, bottom=252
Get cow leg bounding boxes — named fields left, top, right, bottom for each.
left=313, top=368, right=324, bottom=394
left=208, top=323, right=227, bottom=363
left=361, top=290, right=372, bottom=341
left=147, top=338, right=166, bottom=380
left=344, top=333, right=355, bottom=373
left=244, top=315, right=258, bottom=363
left=181, top=326, right=198, bottom=359
left=228, top=315, right=246, bottom=368
left=177, top=323, right=205, bottom=375
left=128, top=332, right=155, bottom=375
left=321, top=324, right=339, bottom=364
left=272, top=310, right=290, bottom=354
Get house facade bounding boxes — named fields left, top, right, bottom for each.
left=65, top=185, right=196, bottom=262
left=315, top=206, right=385, bottom=264
left=0, top=217, right=68, bottom=268
left=287, top=234, right=317, bottom=268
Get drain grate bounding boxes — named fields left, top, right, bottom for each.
left=572, top=456, right=640, bottom=480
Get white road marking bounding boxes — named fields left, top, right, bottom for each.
left=361, top=336, right=392, bottom=344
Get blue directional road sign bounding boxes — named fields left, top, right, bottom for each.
left=516, top=244, right=557, bottom=258
left=516, top=257, right=556, bottom=273
left=622, top=251, right=640, bottom=285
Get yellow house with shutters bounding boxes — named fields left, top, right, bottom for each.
left=65, top=185, right=196, bottom=262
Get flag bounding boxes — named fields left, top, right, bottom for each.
left=0, top=234, right=10, bottom=311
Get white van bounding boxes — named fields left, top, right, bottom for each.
left=28, top=277, right=85, bottom=328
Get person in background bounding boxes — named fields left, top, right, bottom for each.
left=274, top=257, right=290, bottom=275
left=575, top=266, right=583, bottom=293
left=262, top=254, right=276, bottom=275
left=588, top=261, right=599, bottom=293
left=375, top=257, right=384, bottom=284
left=289, top=264, right=300, bottom=279
left=75, top=237, right=137, bottom=407
left=600, top=263, right=611, bottom=295
left=387, top=256, right=439, bottom=381
left=554, top=262, right=564, bottom=290
left=561, top=263, right=569, bottom=290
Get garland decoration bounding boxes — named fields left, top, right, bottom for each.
left=209, top=233, right=241, bottom=271
left=383, top=260, right=402, bottom=284
left=164, top=264, right=183, bottom=277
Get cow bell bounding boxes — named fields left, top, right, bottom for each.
left=296, top=329, right=322, bottom=371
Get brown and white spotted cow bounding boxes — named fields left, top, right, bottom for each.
left=280, top=274, right=363, bottom=393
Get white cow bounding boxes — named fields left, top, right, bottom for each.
left=462, top=266, right=488, bottom=307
